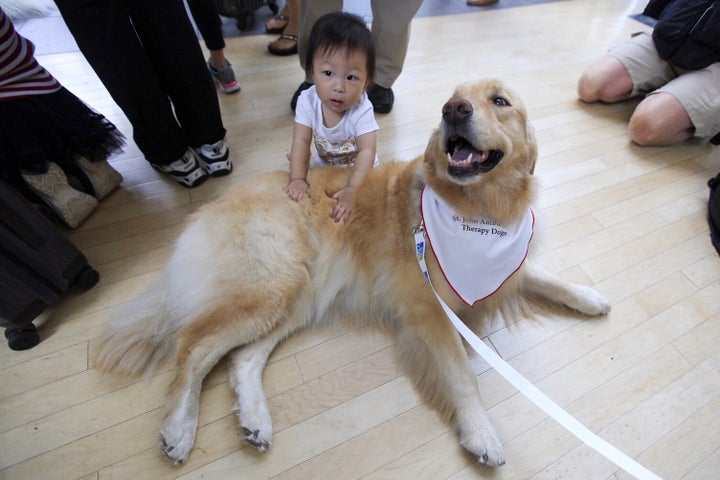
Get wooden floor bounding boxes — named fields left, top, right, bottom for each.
left=3, top=1, right=720, bottom=479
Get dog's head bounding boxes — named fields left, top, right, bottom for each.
left=424, top=79, right=537, bottom=189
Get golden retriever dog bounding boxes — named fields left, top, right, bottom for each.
left=96, top=78, right=611, bottom=467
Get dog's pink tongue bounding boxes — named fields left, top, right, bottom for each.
left=452, top=147, right=487, bottom=163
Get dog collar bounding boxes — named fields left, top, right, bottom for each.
left=417, top=186, right=534, bottom=306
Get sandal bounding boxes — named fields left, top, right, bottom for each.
left=268, top=34, right=298, bottom=56
left=265, top=15, right=289, bottom=34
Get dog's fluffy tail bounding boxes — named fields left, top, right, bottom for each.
left=95, top=274, right=178, bottom=377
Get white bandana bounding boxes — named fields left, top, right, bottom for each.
left=420, top=186, right=534, bottom=306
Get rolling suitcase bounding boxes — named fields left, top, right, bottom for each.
left=0, top=180, right=99, bottom=350
left=709, top=172, right=720, bottom=256
left=215, top=0, right=279, bottom=31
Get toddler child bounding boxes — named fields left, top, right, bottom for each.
left=284, top=11, right=378, bottom=223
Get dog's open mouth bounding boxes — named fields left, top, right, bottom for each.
left=446, top=135, right=504, bottom=176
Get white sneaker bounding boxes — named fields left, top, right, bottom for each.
left=152, top=149, right=208, bottom=187
left=195, top=138, right=232, bottom=176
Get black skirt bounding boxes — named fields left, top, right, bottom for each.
left=0, top=86, right=125, bottom=186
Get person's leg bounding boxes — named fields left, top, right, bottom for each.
left=268, top=0, right=299, bottom=56
left=186, top=0, right=225, bottom=52
left=578, top=33, right=674, bottom=105
left=297, top=0, right=340, bottom=72
left=628, top=93, right=693, bottom=145
left=577, top=55, right=634, bottom=103
left=185, top=0, right=240, bottom=94
left=369, top=0, right=423, bottom=89
left=128, top=0, right=226, bottom=149
left=575, top=32, right=710, bottom=146
left=265, top=2, right=289, bottom=33
left=629, top=63, right=720, bottom=146
left=365, top=0, right=422, bottom=113
left=290, top=0, right=339, bottom=110
left=54, top=0, right=187, bottom=166
left=286, top=0, right=299, bottom=40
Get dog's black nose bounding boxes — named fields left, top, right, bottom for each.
left=442, top=98, right=473, bottom=124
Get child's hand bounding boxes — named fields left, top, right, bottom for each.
left=331, top=186, right=355, bottom=223
left=284, top=179, right=311, bottom=202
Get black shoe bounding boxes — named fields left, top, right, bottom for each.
left=290, top=81, right=314, bottom=112
left=710, top=131, right=720, bottom=146
left=367, top=83, right=394, bottom=114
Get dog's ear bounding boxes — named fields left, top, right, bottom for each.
left=424, top=129, right=441, bottom=164
left=525, top=122, right=538, bottom=175
left=512, top=91, right=538, bottom=175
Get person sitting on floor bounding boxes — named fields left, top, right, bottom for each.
left=577, top=0, right=720, bottom=146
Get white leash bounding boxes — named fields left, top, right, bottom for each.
left=413, top=224, right=662, bottom=480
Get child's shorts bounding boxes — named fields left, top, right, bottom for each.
left=607, top=32, right=720, bottom=142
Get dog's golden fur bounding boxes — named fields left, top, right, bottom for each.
left=96, top=79, right=610, bottom=467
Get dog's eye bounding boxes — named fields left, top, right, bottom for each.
left=492, top=96, right=510, bottom=107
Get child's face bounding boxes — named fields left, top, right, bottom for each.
left=311, top=47, right=369, bottom=117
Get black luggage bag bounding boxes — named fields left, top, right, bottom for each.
left=215, top=0, right=279, bottom=31
left=709, top=172, right=720, bottom=256
left=0, top=180, right=99, bottom=350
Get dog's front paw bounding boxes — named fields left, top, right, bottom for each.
left=569, top=285, right=611, bottom=316
left=159, top=426, right=196, bottom=465
left=459, top=425, right=505, bottom=467
left=160, top=409, right=198, bottom=465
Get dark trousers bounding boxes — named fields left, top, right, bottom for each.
left=54, top=0, right=226, bottom=165
left=186, top=0, right=226, bottom=51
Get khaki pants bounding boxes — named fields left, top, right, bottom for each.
left=608, top=32, right=720, bottom=142
left=298, top=0, right=424, bottom=88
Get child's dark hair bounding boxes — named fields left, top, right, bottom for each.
left=304, top=12, right=375, bottom=85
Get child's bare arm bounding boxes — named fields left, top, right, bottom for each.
left=347, top=131, right=376, bottom=189
left=284, top=123, right=313, bottom=201
left=331, top=131, right=377, bottom=222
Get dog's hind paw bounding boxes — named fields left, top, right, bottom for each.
left=242, top=426, right=271, bottom=451
left=478, top=447, right=506, bottom=468
left=237, top=400, right=273, bottom=452
left=460, top=427, right=505, bottom=467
